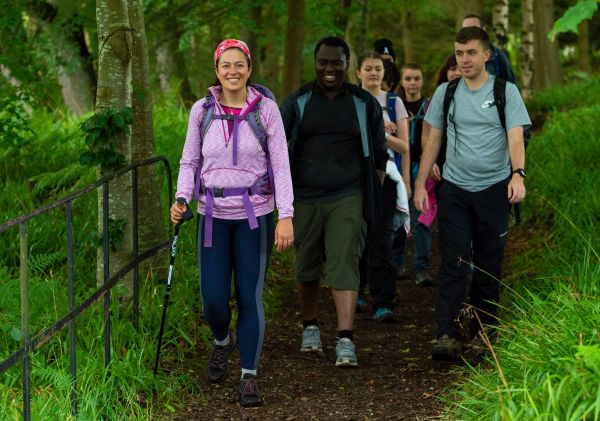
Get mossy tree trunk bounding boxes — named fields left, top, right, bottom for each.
left=95, top=0, right=134, bottom=296
left=128, top=0, right=168, bottom=282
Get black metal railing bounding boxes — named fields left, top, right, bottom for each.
left=0, top=156, right=173, bottom=420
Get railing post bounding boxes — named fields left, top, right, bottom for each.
left=102, top=182, right=111, bottom=373
left=66, top=201, right=77, bottom=417
left=132, top=168, right=139, bottom=330
left=20, top=223, right=31, bottom=421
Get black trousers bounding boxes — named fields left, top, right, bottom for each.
left=367, top=177, right=399, bottom=310
left=436, top=179, right=510, bottom=339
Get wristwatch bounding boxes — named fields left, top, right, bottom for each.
left=512, top=168, right=526, bottom=178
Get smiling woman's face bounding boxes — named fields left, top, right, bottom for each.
left=215, top=48, right=252, bottom=93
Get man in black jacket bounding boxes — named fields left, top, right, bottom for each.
left=280, top=36, right=387, bottom=367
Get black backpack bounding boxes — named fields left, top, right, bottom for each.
left=437, top=77, right=507, bottom=170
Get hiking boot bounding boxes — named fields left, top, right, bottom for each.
left=373, top=307, right=396, bottom=323
left=207, top=332, right=236, bottom=383
left=239, top=373, right=263, bottom=407
left=335, top=337, right=358, bottom=367
left=415, top=271, right=433, bottom=287
left=300, top=325, right=323, bottom=352
left=356, top=293, right=367, bottom=313
left=432, top=334, right=462, bottom=361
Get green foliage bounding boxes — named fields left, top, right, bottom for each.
left=80, top=107, right=133, bottom=168
left=97, top=218, right=128, bottom=251
left=0, top=88, right=34, bottom=163
left=526, top=74, right=600, bottom=115
left=549, top=0, right=599, bottom=41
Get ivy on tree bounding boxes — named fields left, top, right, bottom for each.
left=79, top=107, right=133, bottom=167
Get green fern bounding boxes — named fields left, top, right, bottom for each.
left=30, top=163, right=95, bottom=200
left=28, top=252, right=66, bottom=277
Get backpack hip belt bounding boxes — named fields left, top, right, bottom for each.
left=201, top=177, right=272, bottom=248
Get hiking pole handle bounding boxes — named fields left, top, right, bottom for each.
left=175, top=197, right=194, bottom=228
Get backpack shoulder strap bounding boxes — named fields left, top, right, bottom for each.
left=442, top=78, right=461, bottom=134
left=296, top=92, right=312, bottom=122
left=386, top=91, right=397, bottom=123
left=246, top=100, right=268, bottom=154
left=493, top=77, right=507, bottom=135
left=198, top=94, right=215, bottom=140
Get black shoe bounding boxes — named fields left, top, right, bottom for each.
left=432, top=334, right=462, bottom=360
left=207, top=332, right=236, bottom=383
left=239, top=373, right=263, bottom=407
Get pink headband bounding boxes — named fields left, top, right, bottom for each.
left=213, top=39, right=252, bottom=65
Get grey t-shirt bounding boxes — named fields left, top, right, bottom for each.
left=425, top=75, right=531, bottom=192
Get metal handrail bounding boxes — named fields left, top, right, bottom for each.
left=0, top=156, right=173, bottom=420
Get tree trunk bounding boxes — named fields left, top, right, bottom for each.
left=492, top=0, right=509, bottom=52
left=577, top=20, right=591, bottom=73
left=257, top=3, right=283, bottom=90
left=128, top=0, right=168, bottom=281
left=281, top=0, right=305, bottom=100
left=27, top=2, right=95, bottom=116
left=400, top=10, right=414, bottom=63
left=95, top=0, right=134, bottom=295
left=154, top=17, right=195, bottom=106
left=242, top=1, right=262, bottom=79
left=520, top=0, right=534, bottom=100
left=533, top=0, right=562, bottom=90
left=335, top=0, right=353, bottom=33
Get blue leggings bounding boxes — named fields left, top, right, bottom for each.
left=196, top=213, right=274, bottom=370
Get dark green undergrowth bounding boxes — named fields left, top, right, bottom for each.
left=444, top=77, right=600, bottom=420
left=0, top=104, right=294, bottom=419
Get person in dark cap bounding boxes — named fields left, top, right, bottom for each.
left=374, top=38, right=396, bottom=62
left=374, top=38, right=401, bottom=93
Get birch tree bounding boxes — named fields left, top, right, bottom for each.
left=492, top=0, right=509, bottom=52
left=520, top=0, right=535, bottom=100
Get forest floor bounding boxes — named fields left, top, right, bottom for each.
left=170, top=223, right=527, bottom=421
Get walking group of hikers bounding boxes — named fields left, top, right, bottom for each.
left=169, top=13, right=531, bottom=407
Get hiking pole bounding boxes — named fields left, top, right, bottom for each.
left=154, top=198, right=194, bottom=376
left=514, top=203, right=522, bottom=225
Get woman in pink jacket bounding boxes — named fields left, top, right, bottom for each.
left=170, top=39, right=294, bottom=407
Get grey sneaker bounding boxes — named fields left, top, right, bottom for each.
left=415, top=271, right=433, bottom=287
left=300, top=325, right=323, bottom=352
left=432, top=334, right=462, bottom=360
left=335, top=337, right=358, bottom=367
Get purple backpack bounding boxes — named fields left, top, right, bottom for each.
left=194, top=84, right=277, bottom=247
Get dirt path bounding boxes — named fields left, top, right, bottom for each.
left=173, top=237, right=466, bottom=420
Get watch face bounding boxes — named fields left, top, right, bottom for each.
left=514, top=169, right=526, bottom=178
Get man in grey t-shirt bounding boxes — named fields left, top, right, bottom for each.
left=414, top=27, right=531, bottom=360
